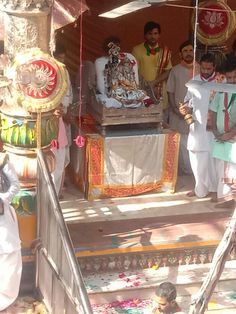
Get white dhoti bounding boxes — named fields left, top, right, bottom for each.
left=189, top=150, right=217, bottom=198
left=0, top=160, right=22, bottom=311
left=179, top=134, right=192, bottom=175
left=0, top=250, right=22, bottom=310
left=51, top=147, right=67, bottom=195
left=215, top=158, right=236, bottom=201
left=169, top=112, right=191, bottom=175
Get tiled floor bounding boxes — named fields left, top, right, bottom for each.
left=85, top=261, right=236, bottom=295
left=61, top=175, right=231, bottom=224
left=68, top=211, right=229, bottom=254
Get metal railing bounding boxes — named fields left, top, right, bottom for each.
left=35, top=149, right=93, bottom=314
left=188, top=206, right=236, bottom=314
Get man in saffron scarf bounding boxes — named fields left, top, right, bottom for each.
left=132, top=21, right=172, bottom=120
left=209, top=54, right=236, bottom=208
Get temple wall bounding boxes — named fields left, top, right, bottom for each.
left=56, top=0, right=236, bottom=81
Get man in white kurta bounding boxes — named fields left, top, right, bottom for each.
left=182, top=53, right=219, bottom=198
left=167, top=40, right=198, bottom=175
left=209, top=55, right=236, bottom=207
left=0, top=154, right=21, bottom=310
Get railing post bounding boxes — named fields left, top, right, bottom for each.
left=36, top=149, right=93, bottom=313
left=188, top=206, right=236, bottom=314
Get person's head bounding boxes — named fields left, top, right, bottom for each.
left=179, top=40, right=194, bottom=64
left=102, top=36, right=121, bottom=55
left=144, top=21, right=161, bottom=47
left=223, top=54, right=236, bottom=84
left=54, top=42, right=66, bottom=63
left=200, top=53, right=216, bottom=79
left=154, top=282, right=177, bottom=314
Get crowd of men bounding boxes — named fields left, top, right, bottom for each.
left=132, top=20, right=236, bottom=210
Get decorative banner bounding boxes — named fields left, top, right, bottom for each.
left=192, top=0, right=236, bottom=45
left=10, top=48, right=68, bottom=113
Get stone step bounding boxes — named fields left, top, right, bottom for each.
left=70, top=210, right=235, bottom=273
left=61, top=175, right=236, bottom=314
left=84, top=260, right=236, bottom=305
left=91, top=290, right=236, bottom=314
left=62, top=175, right=225, bottom=224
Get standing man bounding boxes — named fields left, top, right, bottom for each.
left=210, top=55, right=236, bottom=208
left=167, top=40, right=198, bottom=175
left=180, top=53, right=220, bottom=198
left=132, top=21, right=172, bottom=120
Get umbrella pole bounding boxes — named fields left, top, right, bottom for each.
left=36, top=112, right=42, bottom=149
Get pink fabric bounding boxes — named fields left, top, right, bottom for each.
left=57, top=117, right=68, bottom=149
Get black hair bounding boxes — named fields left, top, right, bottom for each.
left=102, top=36, right=121, bottom=54
left=179, top=40, right=193, bottom=52
left=200, top=53, right=216, bottom=66
left=223, top=54, right=236, bottom=73
left=144, top=21, right=161, bottom=35
left=155, top=282, right=177, bottom=302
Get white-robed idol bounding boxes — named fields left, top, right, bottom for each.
left=0, top=154, right=22, bottom=310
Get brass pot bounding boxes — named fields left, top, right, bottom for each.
left=184, top=113, right=194, bottom=125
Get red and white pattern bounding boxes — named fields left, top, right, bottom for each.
left=17, top=60, right=57, bottom=99
left=194, top=1, right=236, bottom=45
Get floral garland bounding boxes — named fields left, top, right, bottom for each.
left=144, top=42, right=160, bottom=56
